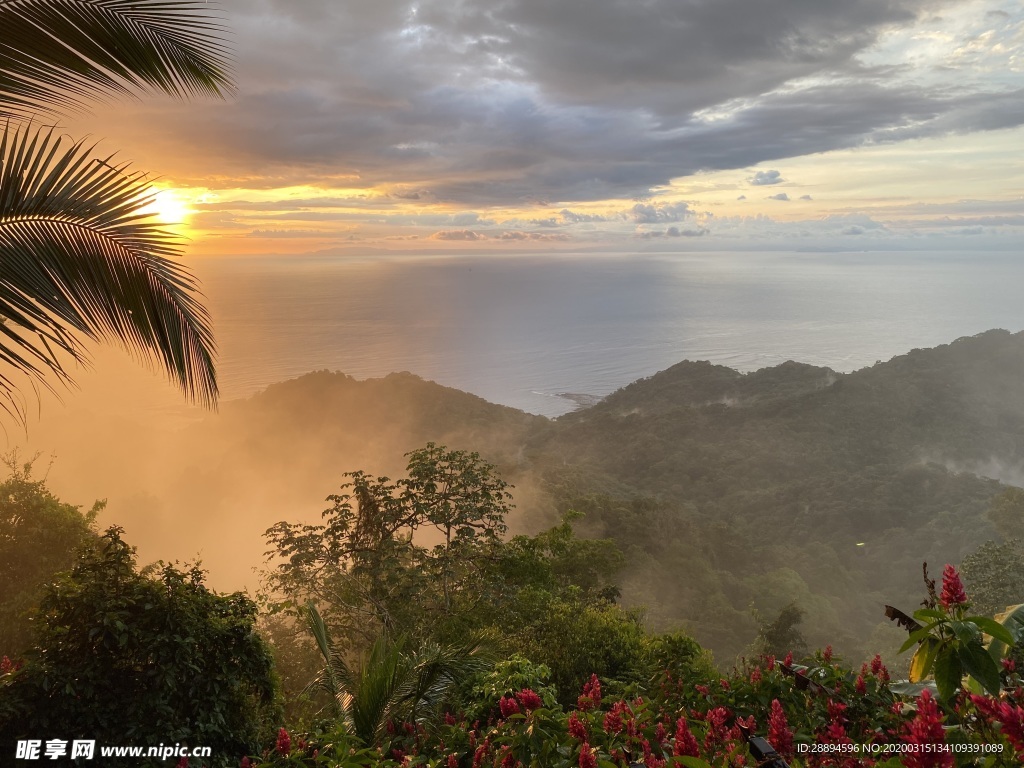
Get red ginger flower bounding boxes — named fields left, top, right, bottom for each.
left=275, top=728, right=291, bottom=756
left=578, top=674, right=602, bottom=710
left=855, top=675, right=866, bottom=694
left=578, top=743, right=597, bottom=768
left=970, top=694, right=1024, bottom=757
left=940, top=564, right=968, bottom=610
left=673, top=717, right=700, bottom=757
left=447, top=755, right=459, bottom=768
left=767, top=699, right=794, bottom=759
left=823, top=645, right=833, bottom=663
left=240, top=759, right=251, bottom=768
left=499, top=695, right=520, bottom=718
left=750, top=666, right=762, bottom=683
left=568, top=711, right=588, bottom=741
left=517, top=688, right=543, bottom=711
left=903, top=689, right=952, bottom=767
left=603, top=708, right=623, bottom=734
left=871, top=654, right=883, bottom=675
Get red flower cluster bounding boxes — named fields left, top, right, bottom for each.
left=970, top=694, right=1024, bottom=757
left=939, top=564, right=968, bottom=610
left=499, top=696, right=521, bottom=718
left=517, top=688, right=543, bottom=711
left=767, top=699, right=794, bottom=759
left=275, top=727, right=291, bottom=756
left=578, top=743, right=597, bottom=768
left=673, top=717, right=700, bottom=757
left=568, top=711, right=588, bottom=741
left=578, top=674, right=602, bottom=710
left=903, top=690, right=952, bottom=768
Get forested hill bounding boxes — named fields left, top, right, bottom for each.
left=528, top=329, right=1024, bottom=660
left=40, top=330, right=1024, bottom=666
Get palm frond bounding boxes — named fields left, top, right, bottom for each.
left=0, top=121, right=217, bottom=413
left=300, top=601, right=354, bottom=717
left=0, top=0, right=232, bottom=118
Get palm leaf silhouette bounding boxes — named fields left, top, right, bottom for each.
left=0, top=0, right=232, bottom=417
left=0, top=0, right=232, bottom=118
left=0, top=122, right=217, bottom=418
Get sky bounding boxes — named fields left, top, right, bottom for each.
left=64, top=0, right=1024, bottom=254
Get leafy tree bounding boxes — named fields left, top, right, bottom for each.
left=265, top=444, right=513, bottom=644
left=0, top=1, right=232, bottom=417
left=0, top=456, right=100, bottom=656
left=509, top=587, right=651, bottom=707
left=0, top=528, right=279, bottom=766
left=752, top=602, right=809, bottom=660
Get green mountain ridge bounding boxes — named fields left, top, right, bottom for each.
left=32, top=329, right=1024, bottom=666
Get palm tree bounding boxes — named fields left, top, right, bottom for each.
left=0, top=0, right=232, bottom=419
left=301, top=602, right=494, bottom=745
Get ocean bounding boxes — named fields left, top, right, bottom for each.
left=196, top=250, right=1024, bottom=418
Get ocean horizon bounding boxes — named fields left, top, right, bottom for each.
left=195, top=249, right=1024, bottom=418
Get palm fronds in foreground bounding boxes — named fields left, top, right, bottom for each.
left=0, top=0, right=232, bottom=118
left=0, top=122, right=217, bottom=419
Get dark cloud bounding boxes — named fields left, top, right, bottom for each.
left=800, top=194, right=813, bottom=200
left=768, top=193, right=790, bottom=201
left=750, top=170, right=785, bottom=186
left=77, top=0, right=1024, bottom=205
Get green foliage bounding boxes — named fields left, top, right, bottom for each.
left=265, top=444, right=512, bottom=644
left=0, top=456, right=100, bottom=656
left=888, top=568, right=1014, bottom=701
left=752, top=602, right=808, bottom=661
left=508, top=587, right=651, bottom=707
left=0, top=528, right=279, bottom=766
left=461, top=655, right=560, bottom=721
left=301, top=600, right=493, bottom=746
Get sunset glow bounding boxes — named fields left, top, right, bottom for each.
left=56, top=0, right=1024, bottom=257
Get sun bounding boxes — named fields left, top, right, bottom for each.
left=141, top=188, right=192, bottom=228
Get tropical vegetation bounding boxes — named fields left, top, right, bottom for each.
left=5, top=449, right=1024, bottom=766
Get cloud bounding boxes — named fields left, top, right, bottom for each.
left=69, top=0, right=1024, bottom=207
left=429, top=229, right=487, bottom=240
left=497, top=231, right=571, bottom=240
left=749, top=169, right=785, bottom=186
left=737, top=195, right=747, bottom=200
left=639, top=226, right=709, bottom=238
left=449, top=211, right=494, bottom=226
left=631, top=201, right=693, bottom=223
left=559, top=209, right=612, bottom=223
left=800, top=194, right=813, bottom=200
left=768, top=193, right=790, bottom=201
